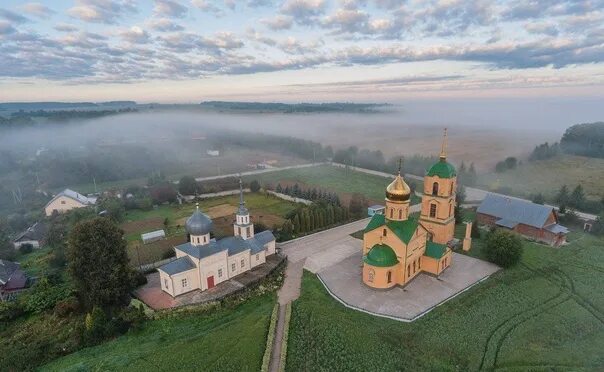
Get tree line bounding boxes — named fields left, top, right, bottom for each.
left=274, top=183, right=342, bottom=206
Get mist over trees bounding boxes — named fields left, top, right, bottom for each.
left=560, top=122, right=604, bottom=158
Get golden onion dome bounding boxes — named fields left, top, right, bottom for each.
left=386, top=173, right=411, bottom=202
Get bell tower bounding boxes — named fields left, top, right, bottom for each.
left=233, top=178, right=254, bottom=240
left=419, top=129, right=457, bottom=244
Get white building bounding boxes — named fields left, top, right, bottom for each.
left=158, top=179, right=276, bottom=297
left=44, top=189, right=97, bottom=216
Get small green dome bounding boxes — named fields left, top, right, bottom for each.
left=364, top=244, right=399, bottom=267
left=427, top=159, right=456, bottom=179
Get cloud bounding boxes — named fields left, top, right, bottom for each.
left=248, top=0, right=273, bottom=7
left=54, top=23, right=79, bottom=32
left=525, top=22, right=559, bottom=36
left=154, top=0, right=188, bottom=18
left=261, top=15, right=293, bottom=30
left=0, top=20, right=16, bottom=35
left=119, top=26, right=151, bottom=44
left=68, top=0, right=137, bottom=24
left=0, top=8, right=30, bottom=23
left=147, top=18, right=184, bottom=31
left=19, top=3, right=55, bottom=18
left=191, top=0, right=222, bottom=14
left=281, top=0, right=327, bottom=24
left=322, top=8, right=370, bottom=33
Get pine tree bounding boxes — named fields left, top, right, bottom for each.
left=292, top=214, right=301, bottom=234
left=276, top=183, right=283, bottom=193
left=569, top=184, right=586, bottom=209
left=556, top=185, right=570, bottom=207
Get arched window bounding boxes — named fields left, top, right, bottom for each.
left=413, top=260, right=416, bottom=273
left=418, top=258, right=421, bottom=269
left=427, top=232, right=433, bottom=241
left=432, top=182, right=439, bottom=195
left=430, top=204, right=437, bottom=218
left=449, top=203, right=452, bottom=216
left=368, top=269, right=375, bottom=282
left=387, top=271, right=392, bottom=283
left=450, top=182, right=454, bottom=195
left=407, top=265, right=410, bottom=278
left=383, top=228, right=387, bottom=237
left=398, top=209, right=402, bottom=219
left=389, top=208, right=393, bottom=219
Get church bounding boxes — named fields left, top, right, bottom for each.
left=362, top=129, right=457, bottom=289
left=158, top=180, right=276, bottom=297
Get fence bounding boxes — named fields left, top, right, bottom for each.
left=266, top=190, right=312, bottom=205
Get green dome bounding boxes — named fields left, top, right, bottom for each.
left=364, top=244, right=399, bottom=267
left=427, top=159, right=456, bottom=179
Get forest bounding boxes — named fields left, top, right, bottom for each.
left=560, top=122, right=604, bottom=158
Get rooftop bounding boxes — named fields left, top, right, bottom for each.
left=478, top=193, right=561, bottom=229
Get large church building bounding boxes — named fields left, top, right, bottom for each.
left=362, top=130, right=457, bottom=289
left=158, top=180, right=276, bottom=297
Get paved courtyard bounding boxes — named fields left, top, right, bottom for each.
left=134, top=254, right=284, bottom=310
left=318, top=250, right=500, bottom=321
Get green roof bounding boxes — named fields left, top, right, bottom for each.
left=364, top=244, right=399, bottom=267
left=424, top=241, right=448, bottom=259
left=427, top=159, right=456, bottom=179
left=364, top=213, right=420, bottom=244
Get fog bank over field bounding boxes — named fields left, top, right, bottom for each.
left=1, top=97, right=602, bottom=170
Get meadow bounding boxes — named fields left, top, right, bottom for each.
left=286, top=231, right=604, bottom=371
left=41, top=293, right=275, bottom=371
left=245, top=164, right=419, bottom=205
left=478, top=154, right=604, bottom=201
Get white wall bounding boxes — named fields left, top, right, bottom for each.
left=227, top=250, right=251, bottom=278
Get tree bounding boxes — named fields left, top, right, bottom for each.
left=555, top=185, right=570, bottom=208
left=348, top=193, right=368, bottom=219
left=178, top=176, right=199, bottom=196
left=249, top=180, right=261, bottom=192
left=67, top=217, right=134, bottom=310
left=569, top=184, right=586, bottom=209
left=531, top=193, right=546, bottom=205
left=98, top=197, right=125, bottom=222
left=0, top=218, right=15, bottom=260
left=150, top=183, right=177, bottom=204
left=484, top=229, right=523, bottom=268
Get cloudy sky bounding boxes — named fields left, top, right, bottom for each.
left=0, top=0, right=603, bottom=103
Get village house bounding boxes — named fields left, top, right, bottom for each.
left=477, top=193, right=569, bottom=246
left=157, top=180, right=276, bottom=297
left=44, top=189, right=97, bottom=216
left=0, top=260, right=28, bottom=302
left=13, top=222, right=47, bottom=249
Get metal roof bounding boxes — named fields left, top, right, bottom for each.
left=219, top=236, right=252, bottom=256
left=185, top=207, right=213, bottom=236
left=0, top=260, right=20, bottom=285
left=546, top=224, right=569, bottom=234
left=175, top=240, right=226, bottom=260
left=253, top=230, right=276, bottom=245
left=141, top=230, right=165, bottom=240
left=477, top=193, right=554, bottom=229
left=495, top=218, right=518, bottom=229
left=158, top=256, right=197, bottom=276
left=368, top=205, right=385, bottom=210
left=45, top=189, right=96, bottom=208
left=14, top=222, right=47, bottom=242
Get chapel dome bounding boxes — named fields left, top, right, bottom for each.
left=426, top=159, right=457, bottom=179
left=364, top=244, right=399, bottom=267
left=185, top=206, right=213, bottom=235
left=386, top=174, right=411, bottom=202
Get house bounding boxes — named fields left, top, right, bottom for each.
left=477, top=193, right=569, bottom=246
left=367, top=205, right=385, bottom=217
left=362, top=130, right=461, bottom=290
left=44, top=188, right=97, bottom=216
left=0, top=260, right=28, bottom=302
left=141, top=230, right=166, bottom=244
left=13, top=222, right=47, bottom=249
left=157, top=179, right=276, bottom=297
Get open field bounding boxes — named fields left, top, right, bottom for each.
left=286, top=231, right=604, bottom=371
left=244, top=164, right=419, bottom=206
left=122, top=193, right=299, bottom=265
left=477, top=154, right=604, bottom=201
left=42, top=294, right=275, bottom=372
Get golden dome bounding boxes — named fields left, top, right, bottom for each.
left=386, top=173, right=411, bottom=202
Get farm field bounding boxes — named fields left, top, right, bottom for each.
left=42, top=293, right=275, bottom=371
left=245, top=164, right=420, bottom=206
left=122, top=192, right=300, bottom=266
left=286, top=231, right=604, bottom=371
left=477, top=154, right=604, bottom=201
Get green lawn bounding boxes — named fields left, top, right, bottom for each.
left=42, top=294, right=276, bottom=372
left=287, top=232, right=604, bottom=371
left=245, top=165, right=420, bottom=204
left=478, top=154, right=604, bottom=201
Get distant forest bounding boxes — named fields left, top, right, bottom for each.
left=0, top=109, right=137, bottom=128
left=199, top=101, right=389, bottom=113
left=560, top=122, right=604, bottom=158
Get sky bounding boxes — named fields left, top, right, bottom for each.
left=0, top=0, right=603, bottom=103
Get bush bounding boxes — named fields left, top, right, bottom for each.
left=133, top=271, right=148, bottom=287
left=18, top=243, right=34, bottom=254
left=84, top=306, right=108, bottom=342
left=161, top=249, right=176, bottom=260
left=54, top=296, right=80, bottom=317
left=0, top=301, right=25, bottom=323
left=24, top=278, right=73, bottom=314
left=250, top=180, right=261, bottom=192
left=484, top=229, right=523, bottom=268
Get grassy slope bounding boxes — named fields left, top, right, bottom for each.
left=287, top=232, right=604, bottom=371
left=478, top=154, right=604, bottom=200
left=42, top=294, right=275, bottom=372
left=244, top=164, right=419, bottom=204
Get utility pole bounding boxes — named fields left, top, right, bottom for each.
left=93, top=176, right=97, bottom=193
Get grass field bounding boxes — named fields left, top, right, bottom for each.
left=123, top=192, right=299, bottom=266
left=42, top=293, right=276, bottom=372
left=478, top=154, right=604, bottom=201
left=286, top=231, right=604, bottom=371
left=244, top=164, right=419, bottom=205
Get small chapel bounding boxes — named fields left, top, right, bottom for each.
left=158, top=179, right=276, bottom=297
left=362, top=129, right=458, bottom=289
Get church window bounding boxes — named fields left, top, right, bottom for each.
left=247, top=227, right=251, bottom=236
left=427, top=232, right=433, bottom=241
left=418, top=258, right=421, bottom=269
left=387, top=271, right=392, bottom=283
left=407, top=265, right=410, bottom=278
left=389, top=208, right=393, bottom=219
left=449, top=203, right=452, bottom=216
left=450, top=182, right=454, bottom=195
left=368, top=269, right=375, bottom=282
left=398, top=209, right=402, bottom=219
left=232, top=263, right=236, bottom=272
left=218, top=269, right=223, bottom=278
left=61, top=200, right=66, bottom=205
left=432, top=182, right=439, bottom=195
left=181, top=278, right=188, bottom=288
left=383, top=228, right=387, bottom=237
left=164, top=279, right=169, bottom=289
left=238, top=227, right=241, bottom=235
left=430, top=204, right=437, bottom=218
left=241, top=259, right=245, bottom=268
left=413, top=261, right=416, bottom=273
left=256, top=253, right=260, bottom=261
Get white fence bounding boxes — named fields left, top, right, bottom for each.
left=266, top=190, right=312, bottom=205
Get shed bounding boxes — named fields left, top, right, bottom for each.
left=141, top=230, right=166, bottom=244
left=367, top=205, right=385, bottom=217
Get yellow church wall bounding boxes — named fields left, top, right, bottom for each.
left=363, top=264, right=398, bottom=289
left=420, top=220, right=455, bottom=245
left=423, top=175, right=456, bottom=198
left=421, top=249, right=453, bottom=276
